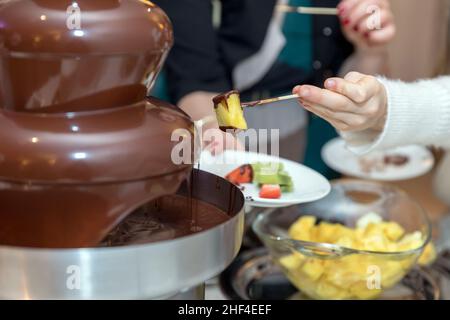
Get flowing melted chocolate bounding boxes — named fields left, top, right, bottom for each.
left=100, top=195, right=230, bottom=246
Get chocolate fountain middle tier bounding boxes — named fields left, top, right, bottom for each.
left=0, top=97, right=195, bottom=248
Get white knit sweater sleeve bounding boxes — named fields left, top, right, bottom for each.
left=341, top=76, right=450, bottom=154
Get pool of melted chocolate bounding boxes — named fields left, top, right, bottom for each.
left=100, top=194, right=230, bottom=246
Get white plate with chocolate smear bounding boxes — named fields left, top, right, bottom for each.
left=199, top=150, right=331, bottom=208
left=322, top=138, right=435, bottom=181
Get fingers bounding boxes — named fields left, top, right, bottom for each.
left=338, top=0, right=394, bottom=47
left=294, top=84, right=358, bottom=113
left=302, top=103, right=365, bottom=131
left=356, top=8, right=393, bottom=35
left=351, top=74, right=381, bottom=102
left=206, top=140, right=222, bottom=156
left=344, top=71, right=365, bottom=82
left=325, top=78, right=366, bottom=104
left=338, top=0, right=361, bottom=18
left=293, top=70, right=386, bottom=132
left=349, top=0, right=389, bottom=30
left=294, top=72, right=380, bottom=111
left=203, top=129, right=242, bottom=155
left=367, top=23, right=396, bottom=46
left=325, top=73, right=380, bottom=104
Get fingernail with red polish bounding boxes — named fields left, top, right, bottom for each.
left=353, top=25, right=359, bottom=32
left=343, top=18, right=350, bottom=25
left=364, top=32, right=369, bottom=38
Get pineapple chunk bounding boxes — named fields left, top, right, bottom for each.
left=288, top=216, right=316, bottom=241
left=213, top=90, right=248, bottom=131
left=397, top=231, right=423, bottom=251
left=279, top=252, right=306, bottom=270
left=381, top=222, right=405, bottom=241
left=356, top=212, right=383, bottom=229
left=301, top=258, right=325, bottom=281
left=315, top=281, right=349, bottom=300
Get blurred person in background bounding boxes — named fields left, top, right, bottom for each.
left=152, top=0, right=396, bottom=177
left=293, top=2, right=450, bottom=203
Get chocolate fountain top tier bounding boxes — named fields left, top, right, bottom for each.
left=0, top=0, right=173, bottom=112
left=0, top=0, right=172, bottom=55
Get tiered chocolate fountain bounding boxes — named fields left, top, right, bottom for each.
left=0, top=0, right=244, bottom=299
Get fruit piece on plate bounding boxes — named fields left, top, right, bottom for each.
left=213, top=90, right=248, bottom=131
left=280, top=184, right=294, bottom=193
left=252, top=162, right=284, bottom=173
left=257, top=183, right=293, bottom=193
left=255, top=171, right=292, bottom=185
left=259, top=184, right=282, bottom=199
left=224, top=161, right=294, bottom=196
left=252, top=162, right=294, bottom=192
left=225, top=164, right=253, bottom=185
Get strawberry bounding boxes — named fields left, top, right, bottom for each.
left=259, top=184, right=281, bottom=199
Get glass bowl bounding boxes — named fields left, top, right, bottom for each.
left=253, top=179, right=432, bottom=300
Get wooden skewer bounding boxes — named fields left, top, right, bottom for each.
left=242, top=94, right=300, bottom=107
left=276, top=4, right=338, bottom=15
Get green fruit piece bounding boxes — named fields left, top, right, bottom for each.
left=254, top=172, right=292, bottom=185
left=252, top=162, right=294, bottom=193
left=281, top=184, right=294, bottom=193
left=252, top=162, right=284, bottom=173
left=252, top=162, right=292, bottom=186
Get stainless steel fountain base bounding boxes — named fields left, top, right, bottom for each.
left=165, top=284, right=205, bottom=300
left=0, top=170, right=244, bottom=299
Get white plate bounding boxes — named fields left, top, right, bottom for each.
left=199, top=150, right=331, bottom=208
left=321, top=138, right=435, bottom=181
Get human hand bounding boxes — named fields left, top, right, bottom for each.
left=195, top=117, right=244, bottom=156
left=338, top=0, right=396, bottom=50
left=204, top=128, right=244, bottom=156
left=293, top=72, right=388, bottom=132
left=179, top=92, right=244, bottom=156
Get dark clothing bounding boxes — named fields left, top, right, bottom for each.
left=153, top=0, right=351, bottom=177
left=154, top=0, right=353, bottom=103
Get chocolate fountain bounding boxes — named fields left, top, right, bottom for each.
left=0, top=0, right=244, bottom=299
